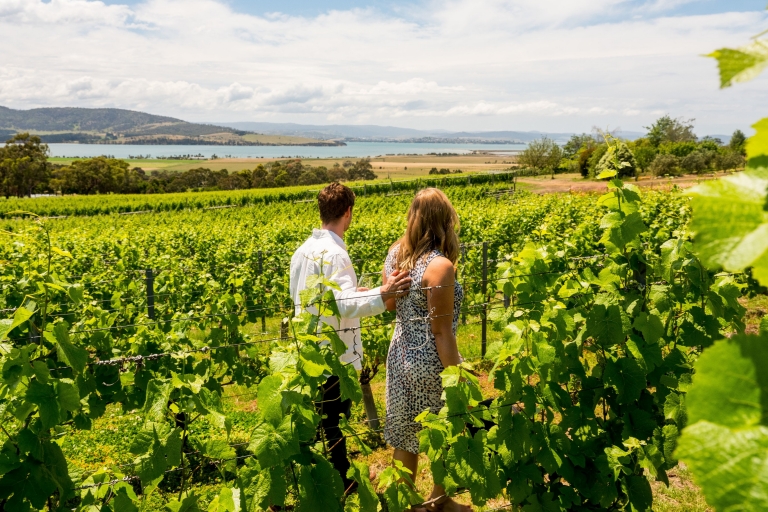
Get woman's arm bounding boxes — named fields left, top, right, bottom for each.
left=423, top=256, right=462, bottom=368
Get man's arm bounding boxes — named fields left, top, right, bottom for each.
left=328, top=255, right=410, bottom=319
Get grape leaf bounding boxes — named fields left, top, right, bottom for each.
left=347, top=462, right=381, bottom=512
left=257, top=374, right=284, bottom=427
left=248, top=416, right=300, bottom=468
left=26, top=380, right=60, bottom=428
left=296, top=455, right=344, bottom=512
left=43, top=322, right=88, bottom=374
left=707, top=40, right=768, bottom=88
left=688, top=167, right=768, bottom=286
left=677, top=334, right=768, bottom=511
left=603, top=358, right=645, bottom=404
left=0, top=306, right=33, bottom=342
left=142, top=379, right=171, bottom=424
left=207, top=487, right=237, bottom=512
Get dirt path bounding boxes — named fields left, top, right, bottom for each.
left=517, top=172, right=726, bottom=194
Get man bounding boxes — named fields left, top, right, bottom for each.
left=289, top=182, right=410, bottom=492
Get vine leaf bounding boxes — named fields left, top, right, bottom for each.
left=707, top=40, right=768, bottom=88
left=248, top=416, right=300, bottom=468
left=603, top=358, right=645, bottom=404
left=45, top=322, right=88, bottom=374
left=677, top=334, right=768, bottom=511
left=688, top=167, right=768, bottom=286
left=296, top=455, right=344, bottom=512
left=0, top=306, right=33, bottom=342
left=347, top=462, right=381, bottom=512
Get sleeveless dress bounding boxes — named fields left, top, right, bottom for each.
left=384, top=245, right=464, bottom=454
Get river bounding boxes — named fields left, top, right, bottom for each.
left=47, top=141, right=526, bottom=159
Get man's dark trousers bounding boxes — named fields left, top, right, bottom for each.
left=317, top=375, right=354, bottom=491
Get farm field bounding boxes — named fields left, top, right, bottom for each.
left=46, top=153, right=516, bottom=175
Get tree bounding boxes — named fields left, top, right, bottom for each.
left=562, top=133, right=598, bottom=158
left=645, top=115, right=697, bottom=147
left=729, top=129, right=747, bottom=155
left=348, top=158, right=376, bottom=181
left=51, top=157, right=131, bottom=194
left=518, top=137, right=563, bottom=174
left=629, top=138, right=658, bottom=173
left=0, top=133, right=50, bottom=198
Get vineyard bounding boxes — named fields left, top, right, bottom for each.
left=1, top=168, right=761, bottom=512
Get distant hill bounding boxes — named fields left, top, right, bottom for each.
left=219, top=122, right=646, bottom=144
left=0, top=107, right=342, bottom=146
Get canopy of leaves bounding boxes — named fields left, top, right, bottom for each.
left=645, top=115, right=697, bottom=147
left=518, top=137, right=563, bottom=171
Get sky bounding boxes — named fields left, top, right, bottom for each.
left=0, top=0, right=766, bottom=135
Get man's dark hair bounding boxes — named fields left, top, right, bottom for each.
left=318, top=182, right=355, bottom=224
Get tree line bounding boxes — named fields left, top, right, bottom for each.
left=0, top=133, right=377, bottom=197
left=518, top=115, right=747, bottom=178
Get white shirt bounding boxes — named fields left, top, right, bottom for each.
left=289, top=228, right=386, bottom=370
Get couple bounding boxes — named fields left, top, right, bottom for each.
left=289, top=182, right=470, bottom=512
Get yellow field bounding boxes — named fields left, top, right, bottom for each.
left=47, top=153, right=518, bottom=177
left=240, top=133, right=332, bottom=145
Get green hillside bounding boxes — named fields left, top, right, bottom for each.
left=0, top=106, right=343, bottom=146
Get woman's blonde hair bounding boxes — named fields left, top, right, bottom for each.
left=393, top=188, right=460, bottom=271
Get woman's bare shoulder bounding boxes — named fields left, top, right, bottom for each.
left=424, top=255, right=455, bottom=284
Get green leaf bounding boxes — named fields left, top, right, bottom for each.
left=0, top=306, right=34, bottom=341
left=686, top=336, right=767, bottom=428
left=663, top=392, right=687, bottom=428
left=257, top=374, right=284, bottom=427
left=688, top=167, right=768, bottom=286
left=299, top=345, right=330, bottom=378
left=142, top=379, right=171, bottom=424
left=165, top=493, right=202, bottom=512
left=677, top=421, right=768, bottom=511
left=56, top=379, right=81, bottom=413
left=296, top=455, right=344, bottom=512
left=748, top=117, right=768, bottom=165
left=604, top=357, right=645, bottom=404
left=248, top=416, right=300, bottom=468
left=600, top=211, right=647, bottom=252
left=347, top=462, right=380, bottom=512
left=623, top=475, right=653, bottom=512
left=113, top=486, right=140, bottom=512
left=586, top=304, right=626, bottom=347
left=25, top=380, right=60, bottom=428
left=707, top=40, right=768, bottom=88
left=325, top=353, right=363, bottom=403
left=207, top=487, right=237, bottom=512
left=676, top=333, right=768, bottom=511
left=43, top=322, right=88, bottom=374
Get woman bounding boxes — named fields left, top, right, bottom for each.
left=382, top=188, right=471, bottom=512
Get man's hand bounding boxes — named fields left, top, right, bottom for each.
left=380, top=270, right=411, bottom=300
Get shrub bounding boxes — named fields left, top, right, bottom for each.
left=649, top=153, right=681, bottom=176
left=715, top=151, right=745, bottom=171
left=680, top=151, right=708, bottom=174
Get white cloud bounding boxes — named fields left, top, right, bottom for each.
left=0, top=0, right=765, bottom=133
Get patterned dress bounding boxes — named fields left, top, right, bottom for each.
left=384, top=245, right=464, bottom=454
